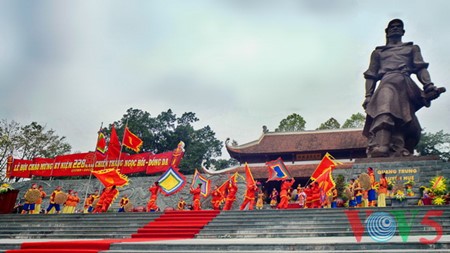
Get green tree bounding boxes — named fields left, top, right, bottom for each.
left=416, top=130, right=450, bottom=161
left=0, top=120, right=71, bottom=182
left=16, top=122, right=72, bottom=159
left=316, top=117, right=341, bottom=130
left=342, top=113, right=365, bottom=129
left=210, top=158, right=239, bottom=170
left=109, top=108, right=223, bottom=174
left=275, top=113, right=306, bottom=132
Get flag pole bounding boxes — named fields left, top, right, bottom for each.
left=82, top=122, right=103, bottom=212
left=115, top=119, right=128, bottom=170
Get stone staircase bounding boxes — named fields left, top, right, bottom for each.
left=1, top=206, right=450, bottom=252
left=0, top=212, right=160, bottom=240
left=197, top=206, right=450, bottom=238
left=0, top=212, right=160, bottom=252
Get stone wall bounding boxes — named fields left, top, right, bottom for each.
left=333, top=156, right=450, bottom=195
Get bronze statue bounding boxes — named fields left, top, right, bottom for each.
left=362, top=19, right=445, bottom=158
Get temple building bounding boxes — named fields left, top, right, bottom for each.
left=218, top=128, right=366, bottom=186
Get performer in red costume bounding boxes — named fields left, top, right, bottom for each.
left=240, top=182, right=258, bottom=210
left=101, top=185, right=118, bottom=212
left=310, top=182, right=321, bottom=208
left=147, top=181, right=160, bottom=212
left=211, top=185, right=223, bottom=210
left=277, top=179, right=294, bottom=209
left=190, top=183, right=202, bottom=211
left=223, top=179, right=238, bottom=211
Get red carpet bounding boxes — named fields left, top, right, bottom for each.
left=6, top=210, right=220, bottom=253
left=286, top=203, right=301, bottom=209
left=131, top=210, right=220, bottom=239
left=5, top=238, right=175, bottom=253
left=5, top=240, right=113, bottom=253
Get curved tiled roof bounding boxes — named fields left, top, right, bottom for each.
left=226, top=128, right=366, bottom=155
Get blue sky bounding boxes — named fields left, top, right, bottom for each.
left=1, top=1, right=449, bottom=157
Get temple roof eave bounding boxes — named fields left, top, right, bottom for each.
left=226, top=128, right=366, bottom=156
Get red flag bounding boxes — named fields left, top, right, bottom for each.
left=123, top=127, right=143, bottom=152
left=313, top=167, right=335, bottom=194
left=107, top=126, right=121, bottom=160
left=244, top=163, right=255, bottom=186
left=96, top=131, right=107, bottom=154
left=92, top=168, right=129, bottom=187
left=311, top=153, right=341, bottom=180
left=217, top=172, right=239, bottom=198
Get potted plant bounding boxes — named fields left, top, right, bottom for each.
left=0, top=183, right=20, bottom=214
left=391, top=189, right=407, bottom=207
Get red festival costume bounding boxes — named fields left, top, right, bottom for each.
left=190, top=186, right=202, bottom=211
left=101, top=187, right=118, bottom=212
left=211, top=188, right=223, bottom=210
left=277, top=179, right=294, bottom=209
left=240, top=183, right=258, bottom=210
left=147, top=184, right=160, bottom=212
left=223, top=180, right=238, bottom=211
left=310, top=182, right=321, bottom=208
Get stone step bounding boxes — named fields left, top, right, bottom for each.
left=206, top=220, right=450, bottom=227
left=197, top=229, right=450, bottom=239
left=0, top=229, right=138, bottom=235
left=2, top=220, right=151, bottom=229
left=0, top=225, right=142, bottom=231
left=0, top=232, right=131, bottom=240
left=106, top=236, right=450, bottom=251
left=102, top=250, right=450, bottom=253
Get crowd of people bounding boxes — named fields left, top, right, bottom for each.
left=16, top=166, right=423, bottom=214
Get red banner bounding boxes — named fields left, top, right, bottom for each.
left=145, top=151, right=174, bottom=174
left=10, top=158, right=32, bottom=178
left=9, top=151, right=177, bottom=178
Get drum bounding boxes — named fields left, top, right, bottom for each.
left=24, top=189, right=40, bottom=204
left=124, top=202, right=133, bottom=212
left=54, top=192, right=68, bottom=205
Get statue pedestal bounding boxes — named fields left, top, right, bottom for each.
left=0, top=190, right=19, bottom=214
left=335, top=156, right=450, bottom=200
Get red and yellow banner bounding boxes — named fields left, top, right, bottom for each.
left=9, top=151, right=177, bottom=178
